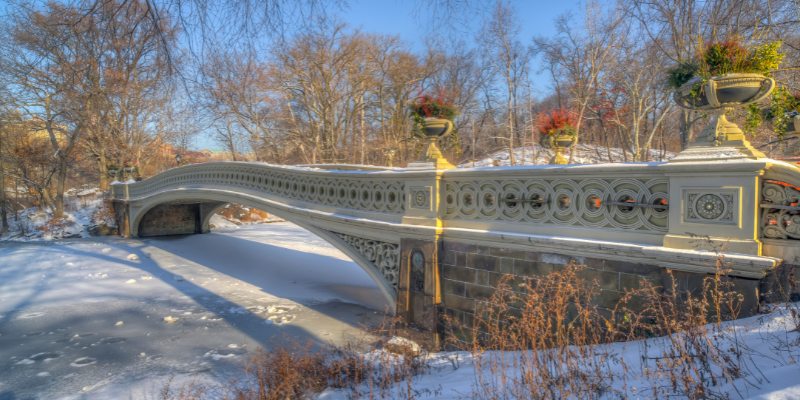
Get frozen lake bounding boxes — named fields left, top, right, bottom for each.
left=0, top=222, right=389, bottom=399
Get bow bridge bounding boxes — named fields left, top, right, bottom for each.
left=111, top=152, right=800, bottom=329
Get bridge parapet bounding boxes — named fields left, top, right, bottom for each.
left=112, top=162, right=425, bottom=220
left=441, top=163, right=670, bottom=244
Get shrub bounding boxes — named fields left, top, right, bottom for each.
left=408, top=94, right=458, bottom=120
left=535, top=108, right=577, bottom=137
left=667, top=39, right=784, bottom=89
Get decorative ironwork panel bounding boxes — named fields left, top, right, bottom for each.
left=442, top=176, right=669, bottom=233
left=333, top=232, right=400, bottom=289
left=117, top=164, right=407, bottom=215
left=684, top=189, right=737, bottom=225
left=409, top=186, right=431, bottom=210
left=761, top=181, right=800, bottom=240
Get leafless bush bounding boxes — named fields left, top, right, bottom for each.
left=611, top=261, right=751, bottom=399
left=445, top=260, right=761, bottom=399
left=451, top=264, right=619, bottom=399
left=160, top=333, right=430, bottom=399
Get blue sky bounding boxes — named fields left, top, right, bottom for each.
left=341, top=0, right=585, bottom=92
left=344, top=0, right=584, bottom=48
left=194, top=1, right=588, bottom=151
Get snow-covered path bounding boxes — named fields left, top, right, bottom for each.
left=0, top=222, right=389, bottom=399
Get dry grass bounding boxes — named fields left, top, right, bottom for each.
left=442, top=261, right=760, bottom=399
left=160, top=323, right=430, bottom=399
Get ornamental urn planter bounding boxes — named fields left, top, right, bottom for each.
left=416, top=117, right=455, bottom=169
left=675, top=73, right=775, bottom=110
left=549, top=133, right=575, bottom=165
left=422, top=117, right=453, bottom=138
left=672, top=73, right=775, bottom=161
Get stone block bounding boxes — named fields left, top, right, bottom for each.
left=473, top=245, right=493, bottom=255
left=465, top=283, right=495, bottom=299
left=476, top=270, right=490, bottom=286
left=760, top=263, right=799, bottom=302
left=462, top=311, right=475, bottom=329
left=660, top=269, right=688, bottom=293
left=578, top=268, right=619, bottom=291
left=619, top=271, right=661, bottom=291
left=444, top=293, right=475, bottom=313
left=538, top=252, right=572, bottom=266
left=443, top=250, right=456, bottom=266
left=489, top=272, right=512, bottom=287
left=455, top=252, right=467, bottom=268
left=444, top=279, right=466, bottom=297
left=607, top=261, right=661, bottom=275
left=514, top=260, right=552, bottom=277
left=138, top=203, right=199, bottom=237
left=592, top=289, right=624, bottom=309
left=683, top=272, right=707, bottom=296
left=467, top=253, right=498, bottom=272
left=498, top=257, right=515, bottom=274
left=489, top=247, right=529, bottom=260
left=443, top=242, right=475, bottom=254
left=443, top=266, right=476, bottom=284
left=724, top=276, right=759, bottom=317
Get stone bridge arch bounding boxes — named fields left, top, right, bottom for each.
left=123, top=187, right=407, bottom=308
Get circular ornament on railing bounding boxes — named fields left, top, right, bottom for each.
left=414, top=191, right=427, bottom=208
left=550, top=182, right=579, bottom=224
left=479, top=182, right=500, bottom=218
left=500, top=181, right=525, bottom=221
left=459, top=183, right=478, bottom=217
left=695, top=193, right=725, bottom=220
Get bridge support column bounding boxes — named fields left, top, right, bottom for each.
left=397, top=167, right=449, bottom=333
left=397, top=238, right=442, bottom=331
left=112, top=200, right=131, bottom=238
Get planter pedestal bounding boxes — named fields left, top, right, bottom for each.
left=410, top=118, right=455, bottom=170
left=672, top=74, right=774, bottom=162
left=672, top=108, right=766, bottom=161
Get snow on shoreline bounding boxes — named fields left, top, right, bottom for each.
left=0, top=187, right=111, bottom=241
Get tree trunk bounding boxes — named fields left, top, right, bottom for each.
left=98, top=150, right=109, bottom=190
left=360, top=92, right=366, bottom=165
left=680, top=109, right=692, bottom=149
left=0, top=141, right=7, bottom=233
left=52, top=155, right=68, bottom=219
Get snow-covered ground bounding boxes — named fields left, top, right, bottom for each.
left=0, top=221, right=389, bottom=399
left=0, top=188, right=112, bottom=241
left=318, top=302, right=800, bottom=399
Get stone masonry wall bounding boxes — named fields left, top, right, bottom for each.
left=440, top=241, right=766, bottom=328
left=138, top=203, right=200, bottom=237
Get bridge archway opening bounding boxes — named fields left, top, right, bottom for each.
left=132, top=196, right=397, bottom=310
left=206, top=203, right=278, bottom=229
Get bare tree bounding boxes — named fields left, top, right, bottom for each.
left=534, top=5, right=624, bottom=163
left=479, top=1, right=531, bottom=165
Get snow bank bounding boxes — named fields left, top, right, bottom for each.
left=321, top=302, right=800, bottom=399
left=0, top=188, right=112, bottom=241
left=461, top=144, right=674, bottom=167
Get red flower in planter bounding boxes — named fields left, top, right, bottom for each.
left=535, top=109, right=577, bottom=136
